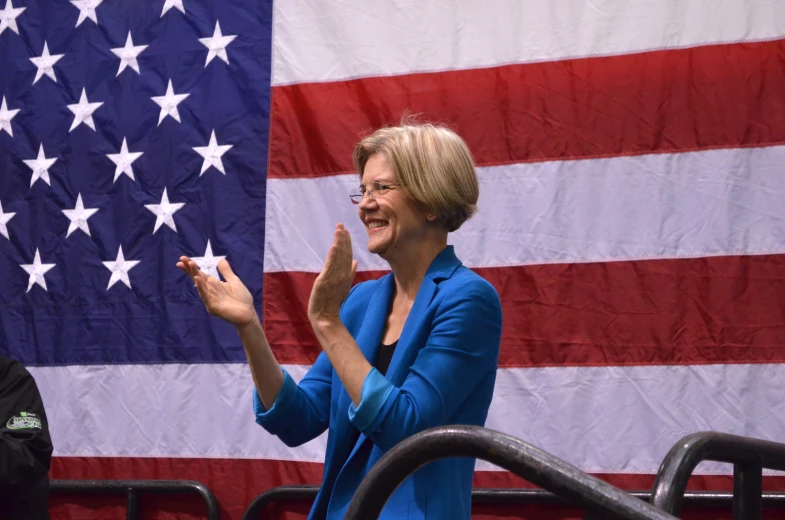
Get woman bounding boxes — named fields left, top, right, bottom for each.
left=177, top=122, right=503, bottom=519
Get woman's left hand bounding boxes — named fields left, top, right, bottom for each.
left=308, top=223, right=358, bottom=326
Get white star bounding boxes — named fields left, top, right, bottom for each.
left=62, top=193, right=99, bottom=237
left=71, top=0, right=102, bottom=27
left=160, top=0, right=184, bottom=17
left=0, top=96, right=20, bottom=137
left=29, top=41, right=64, bottom=84
left=199, top=21, right=236, bottom=66
left=20, top=248, right=55, bottom=292
left=0, top=0, right=25, bottom=36
left=191, top=240, right=226, bottom=280
left=67, top=88, right=103, bottom=132
left=23, top=144, right=57, bottom=187
left=193, top=130, right=233, bottom=175
left=111, top=31, right=147, bottom=76
left=103, top=245, right=140, bottom=290
left=0, top=199, right=15, bottom=240
left=151, top=80, right=189, bottom=125
left=145, top=188, right=185, bottom=234
left=106, top=137, right=143, bottom=182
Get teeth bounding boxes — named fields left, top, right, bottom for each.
left=368, top=221, right=388, bottom=229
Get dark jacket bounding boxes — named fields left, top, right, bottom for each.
left=0, top=355, right=53, bottom=520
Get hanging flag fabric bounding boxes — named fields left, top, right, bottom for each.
left=0, top=0, right=784, bottom=519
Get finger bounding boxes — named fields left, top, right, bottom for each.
left=187, top=260, right=203, bottom=280
left=188, top=261, right=213, bottom=290
left=192, top=261, right=211, bottom=282
left=217, top=258, right=237, bottom=282
left=193, top=271, right=211, bottom=302
left=322, top=244, right=337, bottom=275
left=176, top=256, right=191, bottom=273
left=177, top=258, right=198, bottom=281
left=340, top=228, right=354, bottom=273
left=351, top=259, right=358, bottom=279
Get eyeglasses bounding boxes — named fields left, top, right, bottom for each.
left=349, top=182, right=401, bottom=204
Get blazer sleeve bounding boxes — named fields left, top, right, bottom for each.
left=347, top=277, right=502, bottom=451
left=252, top=283, right=365, bottom=447
left=253, top=350, right=333, bottom=447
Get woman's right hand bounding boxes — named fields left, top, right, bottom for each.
left=177, top=256, right=257, bottom=327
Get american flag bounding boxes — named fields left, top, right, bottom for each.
left=2, top=0, right=785, bottom=519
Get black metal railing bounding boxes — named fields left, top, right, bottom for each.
left=50, top=479, right=220, bottom=520
left=651, top=431, right=785, bottom=519
left=341, top=425, right=678, bottom=520
left=241, top=485, right=785, bottom=519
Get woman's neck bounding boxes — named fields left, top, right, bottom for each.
left=387, top=236, right=448, bottom=301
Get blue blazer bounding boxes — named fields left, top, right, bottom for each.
left=253, top=246, right=503, bottom=519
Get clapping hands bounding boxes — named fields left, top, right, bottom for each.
left=307, top=224, right=358, bottom=326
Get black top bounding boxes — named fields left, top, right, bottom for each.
left=375, top=340, right=398, bottom=377
left=0, top=355, right=53, bottom=520
left=345, top=340, right=398, bottom=450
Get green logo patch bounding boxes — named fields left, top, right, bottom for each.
left=6, top=412, right=42, bottom=430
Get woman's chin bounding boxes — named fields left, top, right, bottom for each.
left=367, top=238, right=389, bottom=256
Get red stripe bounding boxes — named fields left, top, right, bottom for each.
left=268, top=39, right=785, bottom=179
left=263, top=253, right=785, bottom=367
left=48, top=457, right=785, bottom=520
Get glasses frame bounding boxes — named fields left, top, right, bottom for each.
left=349, top=182, right=402, bottom=204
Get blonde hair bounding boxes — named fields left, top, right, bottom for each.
left=352, top=118, right=479, bottom=232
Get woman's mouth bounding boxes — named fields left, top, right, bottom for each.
left=366, top=220, right=389, bottom=234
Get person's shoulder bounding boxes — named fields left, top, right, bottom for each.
left=0, top=355, right=34, bottom=391
left=439, top=265, right=501, bottom=305
left=0, top=354, right=26, bottom=378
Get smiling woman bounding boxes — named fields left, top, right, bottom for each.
left=177, top=119, right=503, bottom=520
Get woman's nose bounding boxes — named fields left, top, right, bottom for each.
left=358, top=193, right=376, bottom=210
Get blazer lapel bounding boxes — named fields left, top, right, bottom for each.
left=385, top=279, right=437, bottom=385
left=351, top=273, right=394, bottom=365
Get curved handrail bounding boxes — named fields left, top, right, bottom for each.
left=241, top=485, right=785, bottom=519
left=651, top=431, right=785, bottom=517
left=51, top=479, right=220, bottom=520
left=343, top=425, right=678, bottom=520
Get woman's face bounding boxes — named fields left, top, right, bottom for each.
left=357, top=154, right=429, bottom=260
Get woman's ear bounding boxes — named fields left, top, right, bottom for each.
left=425, top=210, right=437, bottom=222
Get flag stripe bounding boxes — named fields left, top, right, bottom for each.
left=271, top=0, right=785, bottom=85
left=268, top=38, right=785, bottom=179
left=264, top=253, right=785, bottom=367
left=31, top=362, right=785, bottom=474
left=49, top=456, right=785, bottom=520
left=264, top=145, right=785, bottom=275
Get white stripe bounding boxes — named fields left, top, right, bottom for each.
left=272, top=0, right=785, bottom=85
left=29, top=362, right=785, bottom=475
left=264, top=145, right=785, bottom=273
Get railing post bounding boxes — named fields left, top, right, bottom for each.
left=651, top=432, right=785, bottom=519
left=126, top=487, right=140, bottom=520
left=733, top=462, right=762, bottom=520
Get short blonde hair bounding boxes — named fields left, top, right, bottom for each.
left=352, top=120, right=479, bottom=232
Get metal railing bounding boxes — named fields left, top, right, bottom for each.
left=241, top=485, right=785, bottom=519
left=342, top=425, right=678, bottom=520
left=651, top=431, right=785, bottom=519
left=50, top=479, right=220, bottom=520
